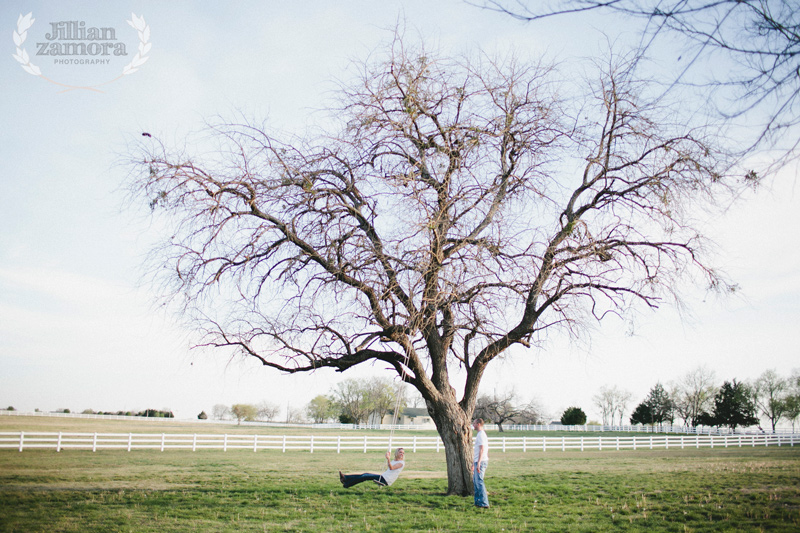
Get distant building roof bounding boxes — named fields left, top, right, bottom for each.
left=388, top=407, right=429, bottom=417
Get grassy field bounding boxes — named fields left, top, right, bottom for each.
left=1, top=417, right=799, bottom=532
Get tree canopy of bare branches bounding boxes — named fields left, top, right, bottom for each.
left=754, top=368, right=789, bottom=431
left=593, top=384, right=632, bottom=426
left=130, top=34, right=746, bottom=495
left=475, top=0, right=800, bottom=164
left=670, top=366, right=717, bottom=426
left=475, top=390, right=520, bottom=431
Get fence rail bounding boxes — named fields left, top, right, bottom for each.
left=1, top=432, right=795, bottom=453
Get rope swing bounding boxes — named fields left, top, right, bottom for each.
left=387, top=379, right=405, bottom=452
left=386, top=350, right=412, bottom=453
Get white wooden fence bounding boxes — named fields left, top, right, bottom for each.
left=1, top=431, right=795, bottom=453
left=3, top=411, right=794, bottom=435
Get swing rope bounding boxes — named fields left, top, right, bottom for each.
left=386, top=352, right=412, bottom=454
left=387, top=379, right=404, bottom=452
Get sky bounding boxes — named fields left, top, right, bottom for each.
left=1, top=0, right=798, bottom=423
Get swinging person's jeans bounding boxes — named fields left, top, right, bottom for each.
left=473, top=461, right=489, bottom=507
left=341, top=473, right=387, bottom=488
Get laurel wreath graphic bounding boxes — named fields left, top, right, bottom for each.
left=12, top=12, right=151, bottom=92
left=123, top=13, right=151, bottom=75
left=11, top=12, right=40, bottom=76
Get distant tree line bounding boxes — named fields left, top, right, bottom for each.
left=617, top=368, right=800, bottom=431
left=8, top=366, right=795, bottom=432
left=304, top=382, right=549, bottom=431
left=210, top=402, right=283, bottom=425
left=37, top=408, right=176, bottom=418
left=306, top=377, right=407, bottom=424
left=77, top=408, right=174, bottom=418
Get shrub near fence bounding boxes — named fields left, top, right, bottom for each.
left=1, top=432, right=796, bottom=453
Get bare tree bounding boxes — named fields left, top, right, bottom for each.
left=212, top=404, right=230, bottom=421
left=754, top=369, right=789, bottom=431
left=672, top=366, right=717, bottom=426
left=406, top=387, right=426, bottom=409
left=593, top=385, right=631, bottom=426
left=474, top=389, right=521, bottom=431
left=285, top=406, right=305, bottom=423
left=514, top=399, right=547, bottom=425
left=614, top=389, right=632, bottom=426
left=257, top=401, right=280, bottom=422
left=594, top=386, right=614, bottom=426
left=784, top=369, right=800, bottom=431
left=474, top=0, right=800, bottom=165
left=130, top=35, right=745, bottom=495
left=365, top=376, right=407, bottom=424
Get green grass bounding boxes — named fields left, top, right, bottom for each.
left=2, top=416, right=799, bottom=531
left=2, top=445, right=799, bottom=531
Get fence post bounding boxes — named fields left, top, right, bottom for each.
left=253, top=435, right=258, bottom=453
left=310, top=435, right=314, bottom=454
left=19, top=431, right=24, bottom=452
left=363, top=436, right=368, bottom=453
left=192, top=434, right=196, bottom=452
left=337, top=436, right=341, bottom=454
left=223, top=434, right=228, bottom=452
left=128, top=433, right=133, bottom=452
left=503, top=437, right=506, bottom=453
left=616, top=437, right=619, bottom=451
left=436, top=437, right=440, bottom=453
left=561, top=437, right=565, bottom=452
left=160, top=433, right=165, bottom=452
left=282, top=435, right=286, bottom=453
left=57, top=432, right=62, bottom=452
left=413, top=435, right=417, bottom=453
left=523, top=436, right=527, bottom=453
left=580, top=437, right=584, bottom=452
left=93, top=433, right=98, bottom=452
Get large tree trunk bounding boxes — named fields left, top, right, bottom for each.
left=427, top=397, right=474, bottom=496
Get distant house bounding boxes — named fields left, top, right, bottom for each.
left=375, top=407, right=435, bottom=428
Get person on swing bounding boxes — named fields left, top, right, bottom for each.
left=339, top=448, right=405, bottom=488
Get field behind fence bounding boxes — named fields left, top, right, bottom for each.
left=2, top=410, right=794, bottom=435
left=2, top=430, right=796, bottom=453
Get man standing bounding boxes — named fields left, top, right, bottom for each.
left=472, top=418, right=490, bottom=508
